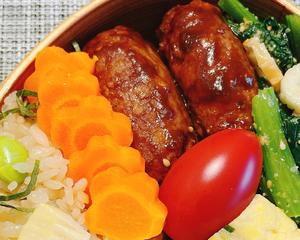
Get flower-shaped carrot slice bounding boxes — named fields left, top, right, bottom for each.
left=50, top=96, right=133, bottom=157
left=24, top=46, right=97, bottom=92
left=38, top=69, right=99, bottom=106
left=85, top=168, right=167, bottom=240
left=37, top=94, right=83, bottom=136
left=68, top=135, right=145, bottom=183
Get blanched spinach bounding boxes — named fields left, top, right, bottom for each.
left=280, top=105, right=300, bottom=166
left=227, top=17, right=296, bottom=72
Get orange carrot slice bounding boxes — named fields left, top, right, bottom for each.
left=35, top=46, right=67, bottom=71
left=50, top=106, right=79, bottom=155
left=38, top=69, right=99, bottom=106
left=23, top=72, right=40, bottom=93
left=89, top=167, right=157, bottom=201
left=87, top=167, right=128, bottom=197
left=69, top=119, right=113, bottom=153
left=85, top=168, right=167, bottom=240
left=37, top=95, right=82, bottom=136
left=78, top=95, right=113, bottom=119
left=24, top=47, right=97, bottom=92
left=50, top=96, right=133, bottom=157
left=68, top=52, right=97, bottom=73
left=24, top=47, right=68, bottom=92
left=68, top=135, right=145, bottom=183
left=111, top=112, right=133, bottom=147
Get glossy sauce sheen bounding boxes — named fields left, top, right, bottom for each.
left=158, top=0, right=258, bottom=135
left=84, top=26, right=196, bottom=182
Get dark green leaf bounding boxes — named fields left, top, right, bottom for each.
left=0, top=108, right=20, bottom=120
left=281, top=113, right=300, bottom=166
left=16, top=89, right=38, bottom=98
left=226, top=16, right=296, bottom=72
left=0, top=89, right=38, bottom=120
left=257, top=77, right=271, bottom=90
left=224, top=225, right=235, bottom=233
left=0, top=202, right=33, bottom=213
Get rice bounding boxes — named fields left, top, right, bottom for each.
left=0, top=92, right=100, bottom=240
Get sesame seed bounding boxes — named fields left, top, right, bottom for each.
left=163, top=158, right=171, bottom=168
left=7, top=181, right=18, bottom=192
left=279, top=140, right=286, bottom=150
left=24, top=176, right=31, bottom=185
left=290, top=165, right=299, bottom=173
left=188, top=126, right=194, bottom=133
left=267, top=180, right=272, bottom=189
left=259, top=135, right=269, bottom=145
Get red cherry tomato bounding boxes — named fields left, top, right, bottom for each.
left=159, top=129, right=263, bottom=240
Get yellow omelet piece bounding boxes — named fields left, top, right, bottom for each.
left=210, top=194, right=300, bottom=240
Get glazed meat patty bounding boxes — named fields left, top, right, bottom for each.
left=84, top=26, right=196, bottom=182
left=158, top=0, right=258, bottom=135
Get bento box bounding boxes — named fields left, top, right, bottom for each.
left=1, top=0, right=300, bottom=240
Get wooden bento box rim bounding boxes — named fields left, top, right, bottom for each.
left=0, top=0, right=300, bottom=102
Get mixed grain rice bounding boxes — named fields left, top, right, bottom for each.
left=0, top=92, right=99, bottom=240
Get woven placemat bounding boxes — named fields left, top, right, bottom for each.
left=0, top=0, right=300, bottom=82
left=0, top=0, right=89, bottom=81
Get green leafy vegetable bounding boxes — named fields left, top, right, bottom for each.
left=16, top=89, right=38, bottom=98
left=257, top=77, right=271, bottom=90
left=218, top=0, right=258, bottom=23
left=252, top=88, right=300, bottom=217
left=0, top=160, right=39, bottom=201
left=280, top=105, right=300, bottom=167
left=0, top=202, right=33, bottom=213
left=259, top=79, right=300, bottom=168
left=0, top=90, right=38, bottom=121
left=224, top=225, right=235, bottom=233
left=286, top=14, right=300, bottom=62
left=219, top=0, right=296, bottom=72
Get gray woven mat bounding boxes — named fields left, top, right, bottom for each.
left=0, top=0, right=89, bottom=81
left=0, top=0, right=300, bottom=82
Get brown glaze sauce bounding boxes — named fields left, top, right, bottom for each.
left=158, top=0, right=258, bottom=135
left=84, top=26, right=196, bottom=182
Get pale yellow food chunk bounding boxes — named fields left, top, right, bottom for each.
left=243, top=37, right=283, bottom=91
left=18, top=204, right=90, bottom=240
left=280, top=63, right=300, bottom=114
left=209, top=194, right=300, bottom=240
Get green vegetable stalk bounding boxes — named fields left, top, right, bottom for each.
left=252, top=88, right=300, bottom=217
left=218, top=0, right=258, bottom=23
left=286, top=14, right=300, bottom=62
